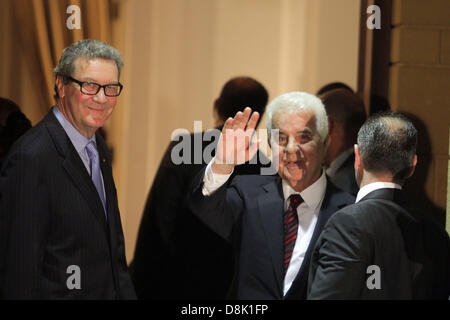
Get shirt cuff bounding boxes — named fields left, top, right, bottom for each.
left=202, top=157, right=234, bottom=196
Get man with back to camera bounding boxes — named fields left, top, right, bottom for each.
left=130, top=76, right=270, bottom=299
left=0, top=39, right=136, bottom=299
left=188, top=91, right=355, bottom=299
left=308, top=112, right=450, bottom=299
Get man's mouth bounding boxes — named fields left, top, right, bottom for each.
left=88, top=106, right=104, bottom=112
left=286, top=160, right=301, bottom=168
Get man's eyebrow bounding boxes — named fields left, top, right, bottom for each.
left=81, top=77, right=119, bottom=85
left=297, top=129, right=313, bottom=134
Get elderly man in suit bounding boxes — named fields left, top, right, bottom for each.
left=308, top=112, right=450, bottom=299
left=188, top=91, right=355, bottom=299
left=0, top=40, right=136, bottom=299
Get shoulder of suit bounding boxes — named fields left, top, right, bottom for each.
left=231, top=174, right=277, bottom=187
left=326, top=180, right=356, bottom=204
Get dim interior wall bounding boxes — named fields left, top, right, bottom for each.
left=389, top=0, right=450, bottom=228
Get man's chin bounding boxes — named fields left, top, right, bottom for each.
left=282, top=170, right=305, bottom=185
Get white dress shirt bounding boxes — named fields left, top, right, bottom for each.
left=355, top=181, right=402, bottom=203
left=202, top=158, right=327, bottom=296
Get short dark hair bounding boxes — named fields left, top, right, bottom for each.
left=316, top=82, right=354, bottom=96
left=357, top=112, right=417, bottom=184
left=215, top=77, right=268, bottom=122
left=321, top=88, right=366, bottom=146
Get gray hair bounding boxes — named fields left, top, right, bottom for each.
left=357, top=112, right=417, bottom=184
left=53, top=39, right=123, bottom=101
left=266, top=91, right=328, bottom=142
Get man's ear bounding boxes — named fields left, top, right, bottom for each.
left=407, top=154, right=418, bottom=179
left=55, top=76, right=65, bottom=100
left=354, top=144, right=363, bottom=171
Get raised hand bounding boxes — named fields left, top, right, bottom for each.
left=212, top=107, right=260, bottom=174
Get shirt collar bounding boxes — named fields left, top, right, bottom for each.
left=53, top=106, right=96, bottom=154
left=355, top=181, right=402, bottom=203
left=326, top=148, right=353, bottom=178
left=282, top=170, right=327, bottom=210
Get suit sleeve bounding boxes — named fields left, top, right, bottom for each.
left=307, top=212, right=370, bottom=299
left=187, top=166, right=243, bottom=242
left=0, top=151, right=49, bottom=299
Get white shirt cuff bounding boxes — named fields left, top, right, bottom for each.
left=202, top=157, right=233, bottom=196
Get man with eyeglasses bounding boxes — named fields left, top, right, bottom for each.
left=0, top=40, right=136, bottom=299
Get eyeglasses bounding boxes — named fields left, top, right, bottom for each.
left=67, top=76, right=123, bottom=97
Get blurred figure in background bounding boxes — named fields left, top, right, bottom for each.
left=320, top=88, right=366, bottom=196
left=0, top=97, right=32, bottom=168
left=130, top=76, right=270, bottom=299
left=316, top=81, right=354, bottom=96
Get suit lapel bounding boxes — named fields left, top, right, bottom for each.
left=44, top=109, right=109, bottom=234
left=257, top=178, right=285, bottom=295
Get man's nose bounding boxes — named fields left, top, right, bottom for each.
left=286, top=137, right=299, bottom=153
left=93, top=87, right=108, bottom=103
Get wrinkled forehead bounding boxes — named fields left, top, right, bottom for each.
left=271, top=110, right=318, bottom=134
left=72, top=56, right=119, bottom=79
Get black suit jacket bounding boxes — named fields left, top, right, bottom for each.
left=188, top=169, right=355, bottom=299
left=308, top=188, right=450, bottom=299
left=0, top=109, right=136, bottom=299
left=327, top=152, right=358, bottom=196
left=130, top=130, right=271, bottom=299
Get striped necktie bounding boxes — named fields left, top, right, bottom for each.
left=284, top=194, right=303, bottom=276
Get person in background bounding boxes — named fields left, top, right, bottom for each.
left=130, top=76, right=270, bottom=299
left=316, top=81, right=354, bottom=96
left=320, top=88, right=366, bottom=196
left=308, top=112, right=450, bottom=299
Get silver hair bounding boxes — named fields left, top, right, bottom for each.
left=266, top=91, right=328, bottom=142
left=53, top=39, right=123, bottom=101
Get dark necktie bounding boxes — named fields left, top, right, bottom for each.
left=284, top=194, right=303, bottom=276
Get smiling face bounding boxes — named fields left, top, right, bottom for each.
left=272, top=111, right=325, bottom=192
left=56, top=57, right=119, bottom=138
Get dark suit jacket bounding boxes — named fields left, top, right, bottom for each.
left=327, top=152, right=358, bottom=196
left=188, top=169, right=355, bottom=300
left=0, top=109, right=136, bottom=299
left=130, top=130, right=271, bottom=299
left=308, top=188, right=450, bottom=299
